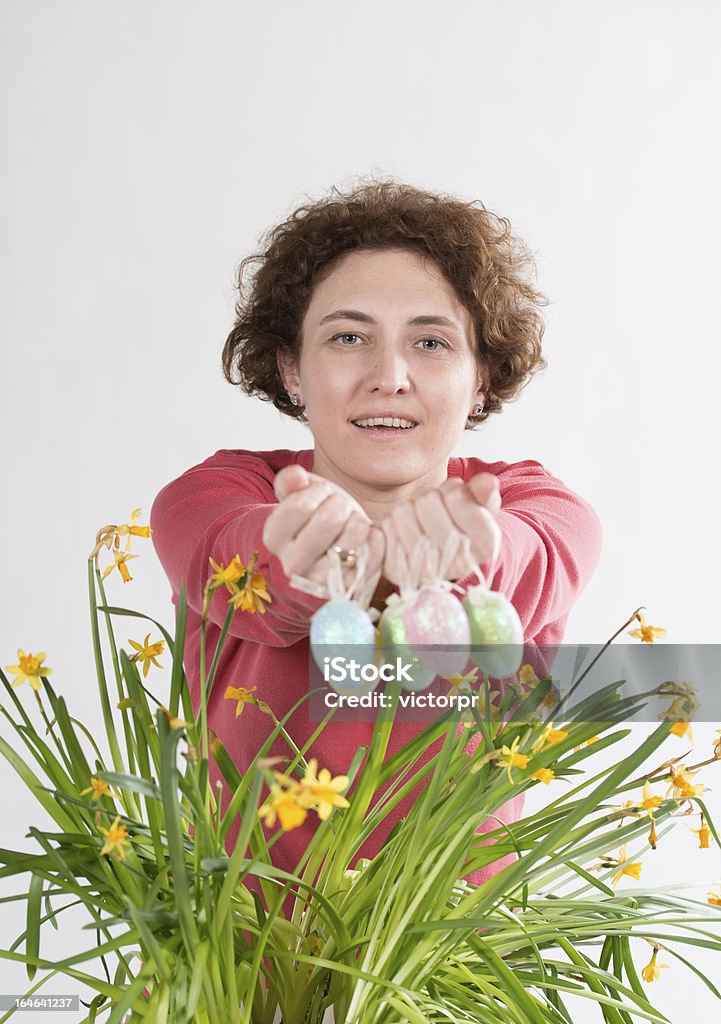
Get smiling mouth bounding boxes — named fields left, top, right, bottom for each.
left=351, top=417, right=418, bottom=430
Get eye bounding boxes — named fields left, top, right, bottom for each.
left=416, top=337, right=449, bottom=352
left=332, top=332, right=364, bottom=346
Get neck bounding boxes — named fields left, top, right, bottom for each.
left=309, top=450, right=450, bottom=520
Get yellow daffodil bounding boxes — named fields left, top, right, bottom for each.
left=506, top=664, right=539, bottom=704
left=713, top=729, right=721, bottom=760
left=499, top=736, right=530, bottom=782
left=444, top=667, right=480, bottom=695
left=507, top=679, right=530, bottom=703
left=80, top=777, right=118, bottom=802
left=610, top=845, right=643, bottom=888
left=208, top=555, right=246, bottom=594
left=298, top=758, right=350, bottom=820
left=658, top=680, right=697, bottom=702
left=115, top=508, right=152, bottom=550
left=514, top=666, right=566, bottom=710
left=531, top=723, right=569, bottom=753
left=127, top=634, right=165, bottom=677
left=224, top=685, right=258, bottom=717
left=708, top=890, right=721, bottom=907
left=445, top=668, right=486, bottom=726
left=690, top=818, right=713, bottom=849
left=101, top=548, right=138, bottom=584
left=533, top=768, right=555, bottom=785
left=98, top=816, right=132, bottom=859
left=659, top=695, right=697, bottom=740
left=638, top=780, right=663, bottom=818
left=628, top=612, right=666, bottom=645
left=641, top=949, right=669, bottom=983
left=89, top=509, right=151, bottom=567
left=648, top=819, right=658, bottom=850
left=230, top=565, right=271, bottom=615
left=258, top=784, right=308, bottom=831
left=614, top=799, right=642, bottom=820
left=259, top=758, right=351, bottom=827
left=666, top=764, right=705, bottom=801
left=662, top=696, right=693, bottom=720
left=541, top=682, right=565, bottom=710
left=159, top=706, right=193, bottom=730
left=518, top=664, right=540, bottom=687
left=5, top=650, right=53, bottom=693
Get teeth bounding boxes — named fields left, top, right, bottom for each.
left=353, top=417, right=416, bottom=428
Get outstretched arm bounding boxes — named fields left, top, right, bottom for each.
left=151, top=456, right=383, bottom=647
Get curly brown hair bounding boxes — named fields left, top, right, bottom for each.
left=222, top=179, right=546, bottom=425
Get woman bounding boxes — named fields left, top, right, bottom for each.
left=150, top=180, right=602, bottom=884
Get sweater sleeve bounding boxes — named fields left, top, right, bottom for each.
left=150, top=450, right=325, bottom=647
left=458, top=459, right=602, bottom=642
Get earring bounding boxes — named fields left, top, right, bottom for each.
left=289, top=393, right=301, bottom=407
left=472, top=403, right=484, bottom=416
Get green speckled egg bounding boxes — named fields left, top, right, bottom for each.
left=463, top=587, right=523, bottom=678
left=378, top=597, right=436, bottom=691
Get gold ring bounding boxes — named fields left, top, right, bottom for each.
left=331, top=545, right=358, bottom=569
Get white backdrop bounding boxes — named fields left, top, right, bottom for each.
left=2, top=1, right=720, bottom=1020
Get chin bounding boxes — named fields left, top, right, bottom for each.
left=338, top=441, right=429, bottom=487
left=356, top=463, right=423, bottom=488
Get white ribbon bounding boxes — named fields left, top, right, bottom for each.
left=290, top=542, right=381, bottom=620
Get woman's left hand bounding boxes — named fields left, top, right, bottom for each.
left=379, top=473, right=501, bottom=586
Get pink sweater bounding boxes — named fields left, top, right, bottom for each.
left=150, top=448, right=602, bottom=884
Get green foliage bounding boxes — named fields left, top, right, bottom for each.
left=0, top=563, right=719, bottom=1023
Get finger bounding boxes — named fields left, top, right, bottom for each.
left=274, top=464, right=311, bottom=501
left=442, top=487, right=501, bottom=568
left=327, top=512, right=373, bottom=587
left=263, top=481, right=337, bottom=554
left=284, top=492, right=360, bottom=574
left=466, top=473, right=501, bottom=515
left=413, top=489, right=460, bottom=567
left=305, top=471, right=368, bottom=517
left=389, top=500, right=423, bottom=569
left=320, top=509, right=371, bottom=564
left=380, top=518, right=408, bottom=587
left=367, top=523, right=386, bottom=579
left=305, top=514, right=385, bottom=591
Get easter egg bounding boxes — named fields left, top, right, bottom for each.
left=404, top=585, right=471, bottom=677
left=377, top=596, right=436, bottom=691
left=463, top=587, right=523, bottom=678
left=310, top=600, right=376, bottom=692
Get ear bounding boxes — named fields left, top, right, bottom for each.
left=276, top=348, right=302, bottom=399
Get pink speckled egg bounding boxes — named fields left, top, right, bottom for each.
left=404, top=585, right=470, bottom=677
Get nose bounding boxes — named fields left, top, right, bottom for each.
left=365, top=345, right=411, bottom=395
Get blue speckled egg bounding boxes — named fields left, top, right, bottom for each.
left=310, top=600, right=376, bottom=690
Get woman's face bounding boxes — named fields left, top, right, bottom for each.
left=279, top=247, right=485, bottom=512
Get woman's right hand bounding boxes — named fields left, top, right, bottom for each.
left=263, top=465, right=385, bottom=590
